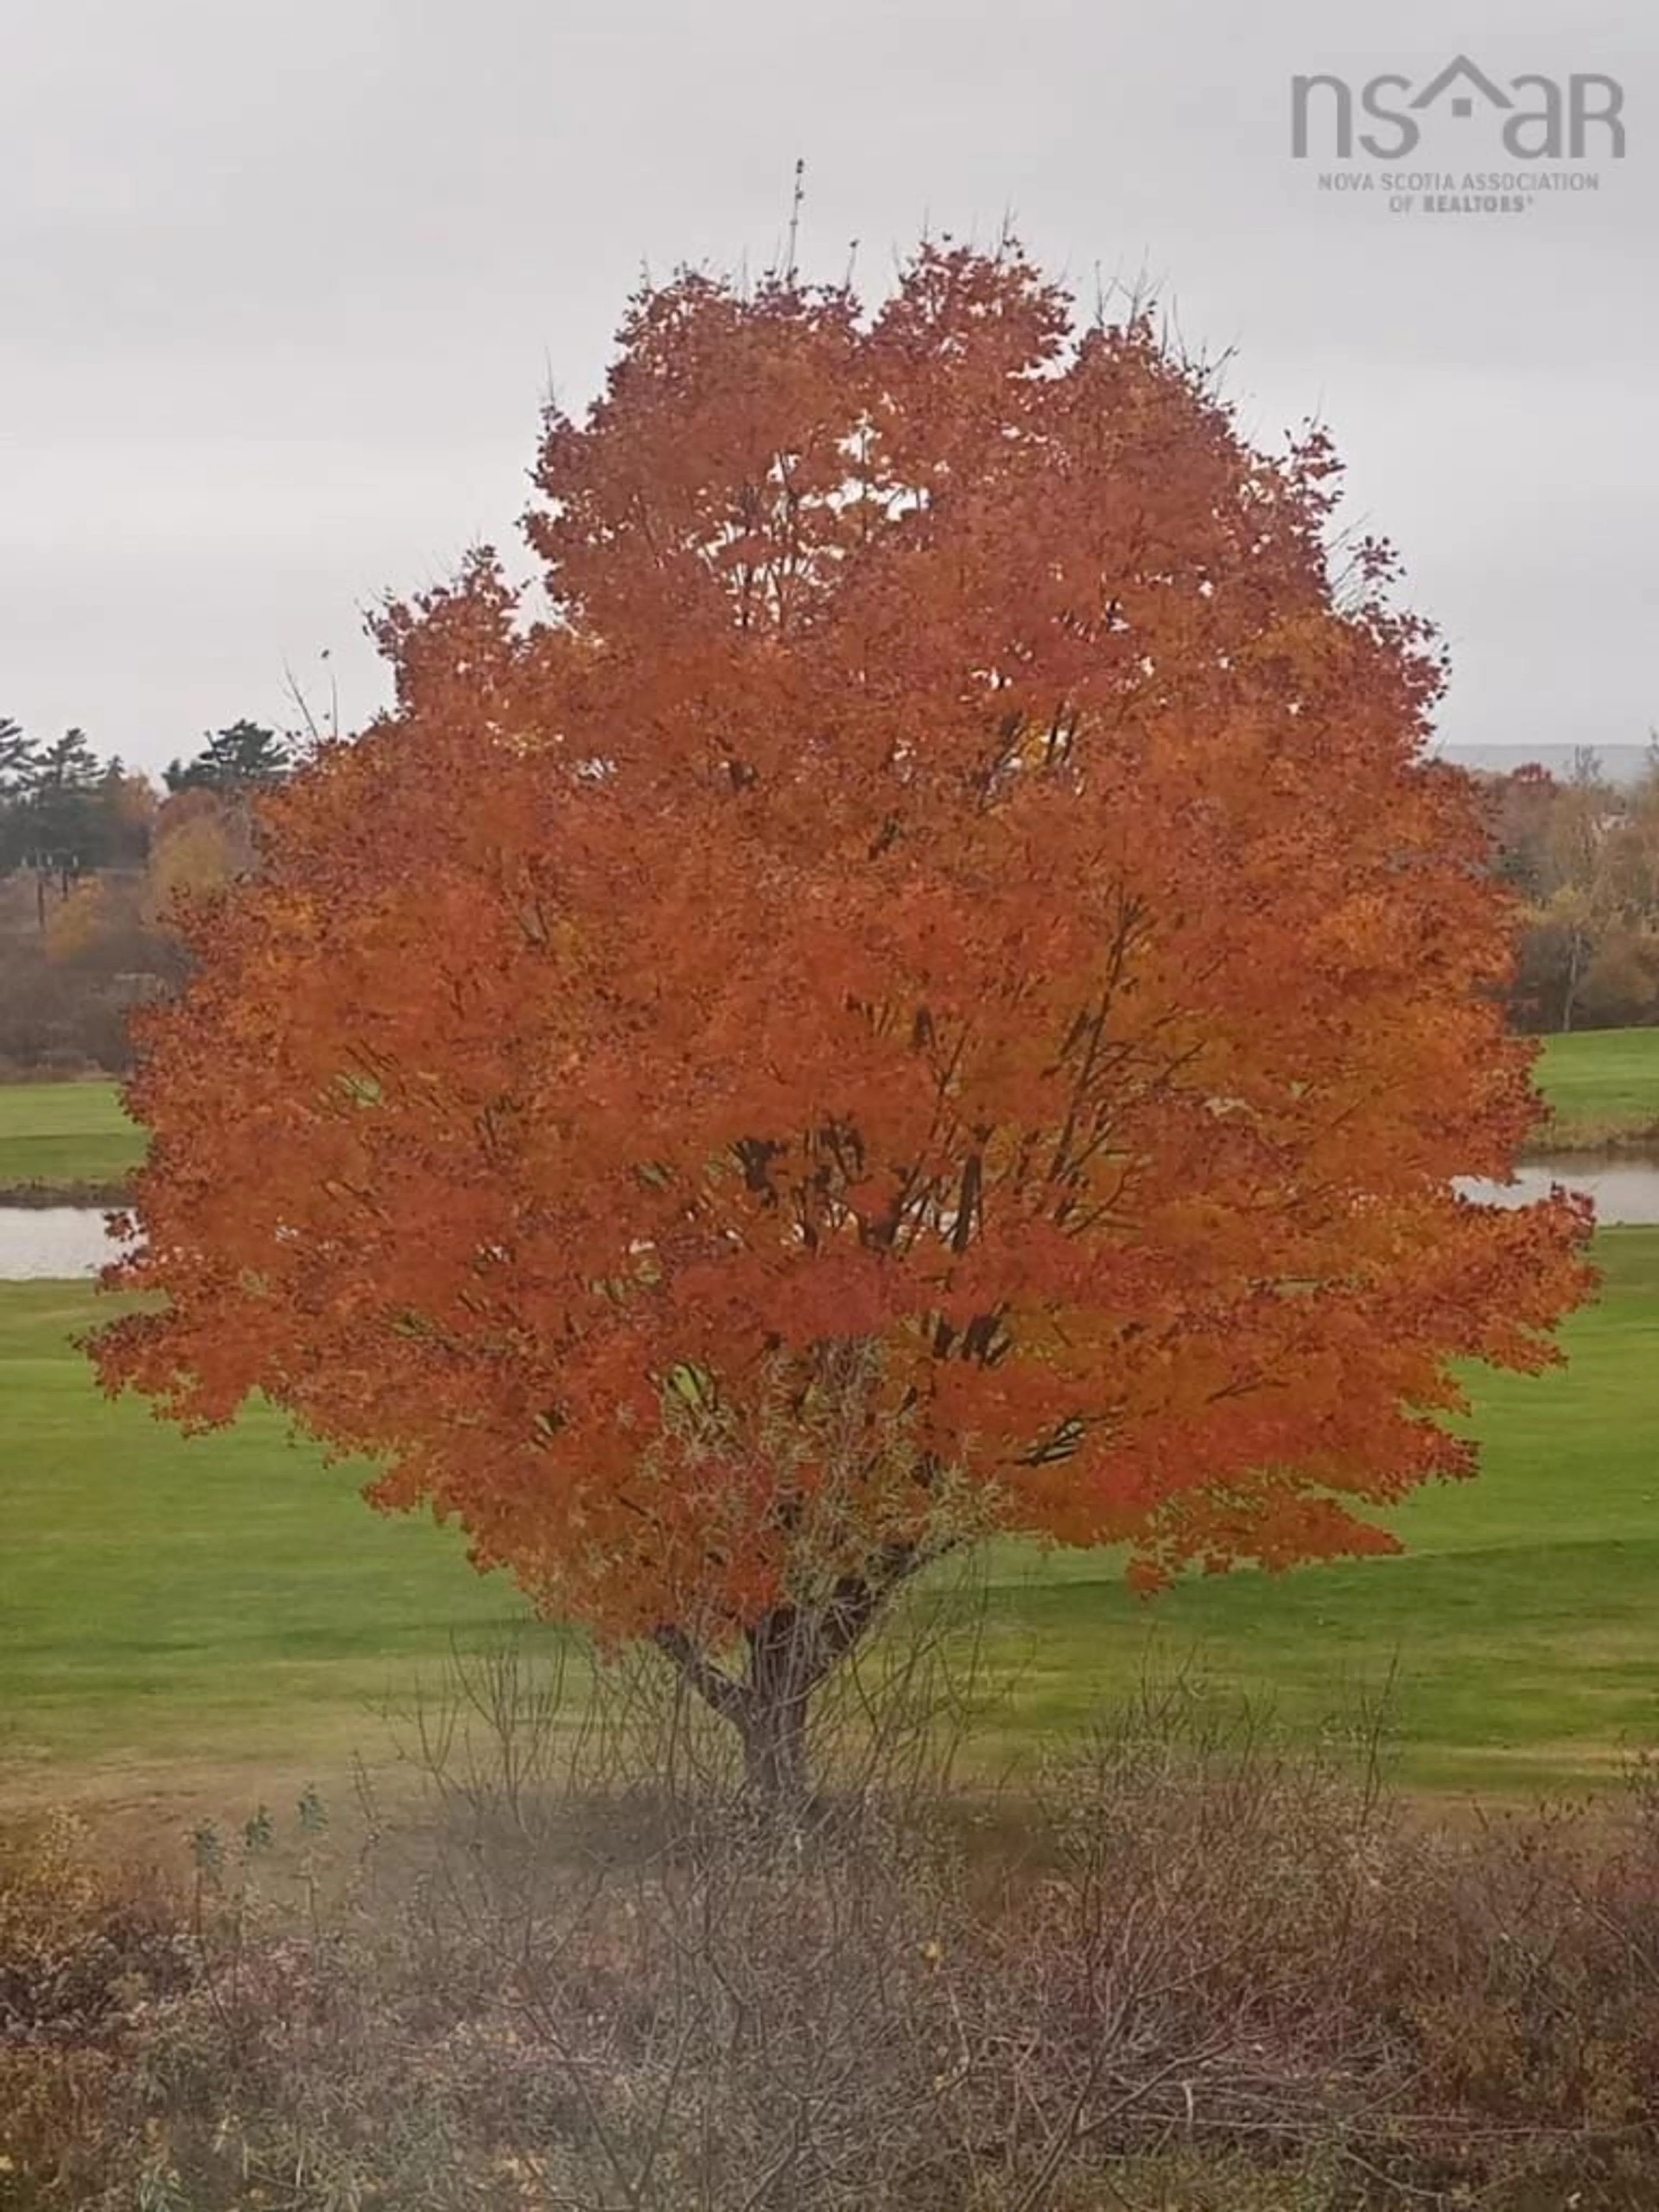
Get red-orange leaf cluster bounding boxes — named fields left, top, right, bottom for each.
left=86, top=239, right=1594, bottom=1661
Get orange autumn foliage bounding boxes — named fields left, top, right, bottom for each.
left=88, top=240, right=1593, bottom=1663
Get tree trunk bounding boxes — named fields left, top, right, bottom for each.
left=651, top=1546, right=926, bottom=1812
left=737, top=1606, right=817, bottom=1810
left=1561, top=934, right=1585, bottom=1033
left=738, top=1674, right=811, bottom=1807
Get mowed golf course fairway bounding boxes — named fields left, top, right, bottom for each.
left=4, top=1231, right=1659, bottom=1799
left=1, top=1023, right=1656, bottom=1199
left=0, top=1076, right=146, bottom=1194
left=1535, top=1026, right=1659, bottom=1145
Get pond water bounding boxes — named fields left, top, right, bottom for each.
left=3, top=1158, right=1658, bottom=1281
left=0, top=1208, right=136, bottom=1279
left=1456, top=1157, right=1659, bottom=1222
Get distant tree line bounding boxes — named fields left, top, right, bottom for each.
left=0, top=716, right=293, bottom=1072
left=1478, top=743, right=1659, bottom=1032
left=0, top=702, right=1654, bottom=1071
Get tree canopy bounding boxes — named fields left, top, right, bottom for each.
left=86, top=240, right=1594, bottom=1787
left=164, top=720, right=293, bottom=796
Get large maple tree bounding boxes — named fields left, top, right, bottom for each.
left=87, top=241, right=1593, bottom=1797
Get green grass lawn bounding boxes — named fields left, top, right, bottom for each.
left=5, top=1231, right=1659, bottom=1801
left=1, top=1029, right=1656, bottom=1198
left=1534, top=1027, right=1659, bottom=1145
left=0, top=1078, right=146, bottom=1196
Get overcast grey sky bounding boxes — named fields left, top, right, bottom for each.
left=1, top=0, right=1653, bottom=774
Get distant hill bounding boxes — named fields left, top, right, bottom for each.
left=1441, top=744, right=1653, bottom=786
